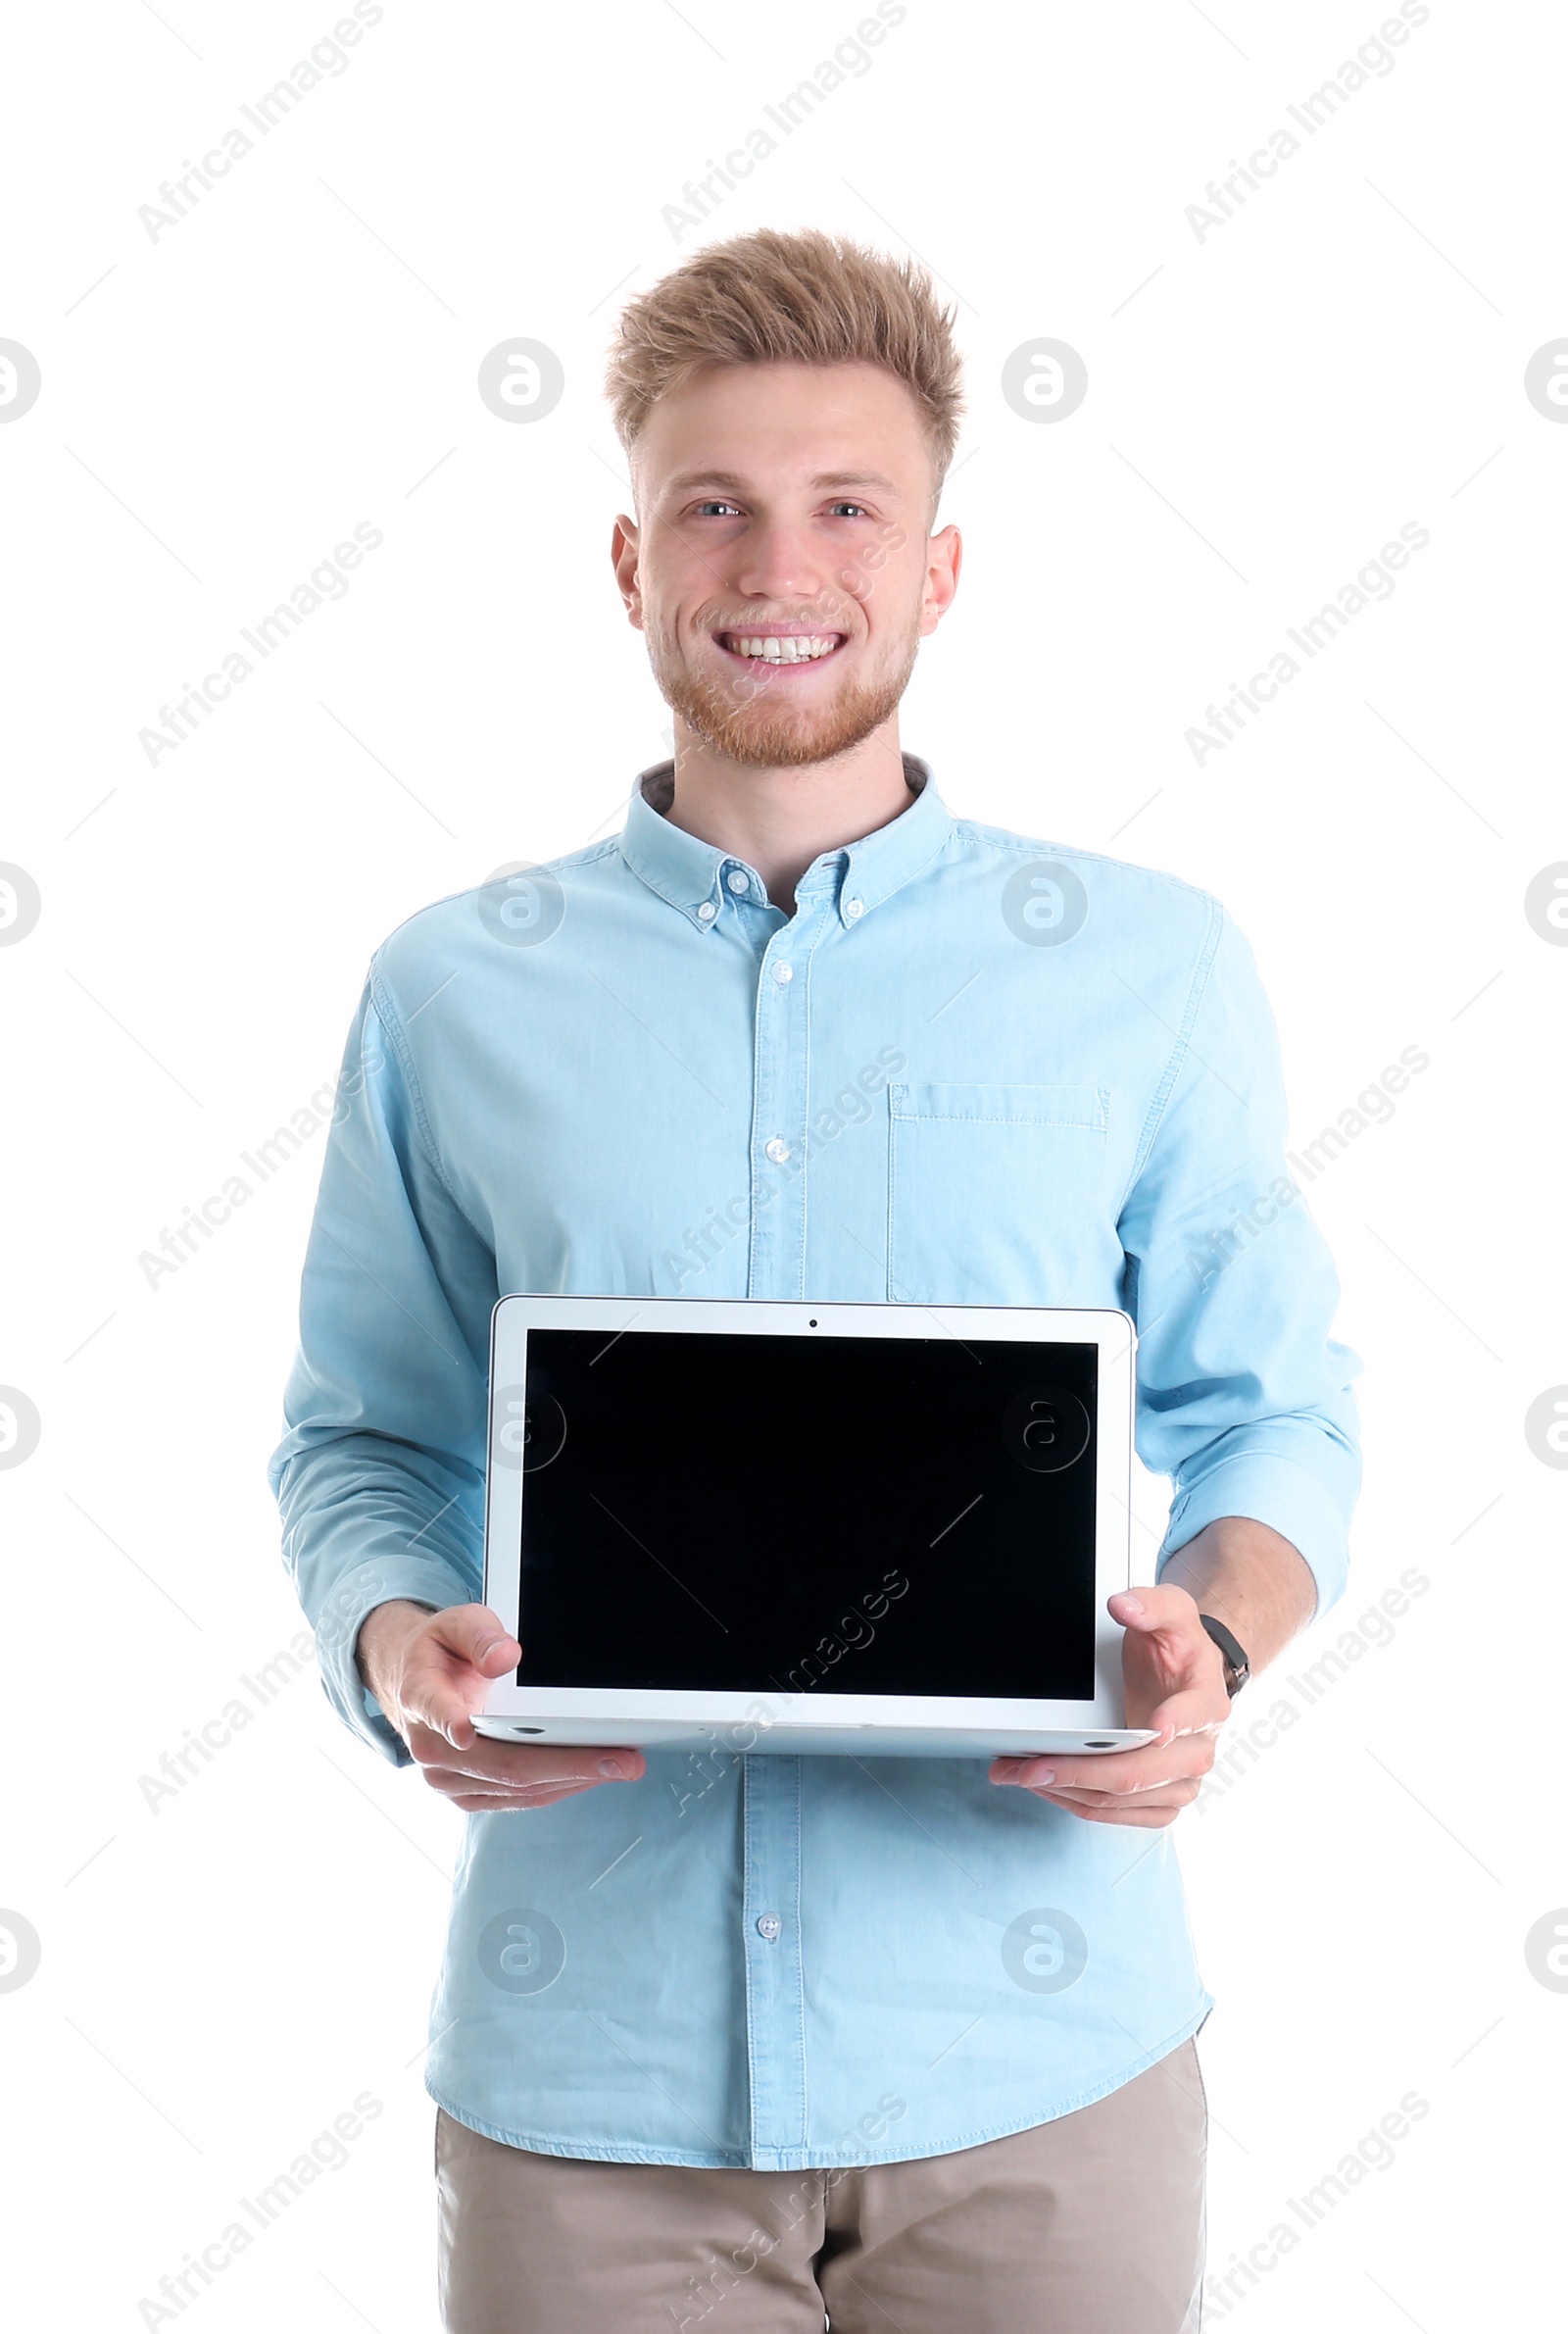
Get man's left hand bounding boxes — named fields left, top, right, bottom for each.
left=989, top=1583, right=1231, bottom=1827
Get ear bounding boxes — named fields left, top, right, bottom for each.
left=611, top=515, right=643, bottom=627
left=920, top=523, right=962, bottom=636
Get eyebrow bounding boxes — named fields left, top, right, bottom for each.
left=661, top=469, right=902, bottom=498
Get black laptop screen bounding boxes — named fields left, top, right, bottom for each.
left=503, top=1326, right=1101, bottom=1700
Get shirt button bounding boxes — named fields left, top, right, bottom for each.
left=696, top=901, right=716, bottom=922
left=756, top=1912, right=783, bottom=1942
left=845, top=897, right=865, bottom=919
left=764, top=1137, right=791, bottom=1164
left=726, top=869, right=750, bottom=894
left=771, top=962, right=794, bottom=985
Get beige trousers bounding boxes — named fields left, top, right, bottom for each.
left=435, top=2037, right=1206, bottom=2332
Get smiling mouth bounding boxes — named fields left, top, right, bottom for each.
left=715, top=629, right=848, bottom=667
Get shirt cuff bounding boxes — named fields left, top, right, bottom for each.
left=309, top=1556, right=478, bottom=1766
left=1156, top=1450, right=1350, bottom=1619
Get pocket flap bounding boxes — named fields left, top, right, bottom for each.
left=887, top=1081, right=1107, bottom=1132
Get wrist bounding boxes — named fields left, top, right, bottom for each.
left=1162, top=1515, right=1315, bottom=1674
left=355, top=1598, right=437, bottom=1702
left=1198, top=1612, right=1250, bottom=1698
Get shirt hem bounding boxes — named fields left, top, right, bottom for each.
left=424, top=1999, right=1214, bottom=2172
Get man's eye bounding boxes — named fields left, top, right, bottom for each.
left=827, top=501, right=870, bottom=519
left=692, top=500, right=743, bottom=518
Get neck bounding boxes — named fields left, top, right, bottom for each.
left=662, top=716, right=914, bottom=913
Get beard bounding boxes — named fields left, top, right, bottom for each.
left=645, top=612, right=920, bottom=769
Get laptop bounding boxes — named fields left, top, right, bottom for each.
left=474, top=1295, right=1154, bottom=1758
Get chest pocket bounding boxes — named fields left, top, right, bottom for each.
left=886, top=1081, right=1111, bottom=1306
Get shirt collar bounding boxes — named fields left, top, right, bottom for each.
left=618, top=752, right=954, bottom=931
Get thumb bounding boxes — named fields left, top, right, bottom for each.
left=436, top=1604, right=521, bottom=1675
left=1108, top=1589, right=1153, bottom=1632
left=1107, top=1583, right=1196, bottom=1634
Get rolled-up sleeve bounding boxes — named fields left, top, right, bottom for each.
left=1116, top=904, right=1362, bottom=1615
left=269, top=973, right=498, bottom=1763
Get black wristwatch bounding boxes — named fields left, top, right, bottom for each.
left=1199, top=1614, right=1250, bottom=1698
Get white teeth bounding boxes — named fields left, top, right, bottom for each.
left=723, top=633, right=839, bottom=663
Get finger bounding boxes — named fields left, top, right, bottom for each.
left=443, top=1782, right=603, bottom=1813
left=414, top=1737, right=647, bottom=1787
left=433, top=1671, right=525, bottom=1748
left=1141, top=1682, right=1230, bottom=1744
left=422, top=1760, right=638, bottom=1799
left=1001, top=1743, right=1211, bottom=1794
left=405, top=1716, right=511, bottom=1770
left=1033, top=1773, right=1202, bottom=1811
left=990, top=1685, right=1225, bottom=1798
left=1046, top=1685, right=1224, bottom=1777
left=411, top=1731, right=646, bottom=1790
left=1030, top=1795, right=1184, bottom=1829
left=423, top=1765, right=623, bottom=1810
left=406, top=1684, right=512, bottom=1753
left=994, top=1731, right=1213, bottom=1795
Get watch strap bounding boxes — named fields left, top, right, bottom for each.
left=1199, top=1613, right=1250, bottom=1697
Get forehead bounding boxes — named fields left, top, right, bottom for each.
left=634, top=360, right=932, bottom=503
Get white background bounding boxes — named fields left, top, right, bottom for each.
left=2, top=1, right=1564, bottom=2326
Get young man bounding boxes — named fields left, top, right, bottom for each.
left=272, top=228, right=1360, bottom=2332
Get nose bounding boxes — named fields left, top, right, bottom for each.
left=732, top=519, right=831, bottom=608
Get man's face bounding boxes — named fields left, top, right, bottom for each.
left=613, top=361, right=958, bottom=768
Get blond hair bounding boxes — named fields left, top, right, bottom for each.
left=606, top=227, right=963, bottom=496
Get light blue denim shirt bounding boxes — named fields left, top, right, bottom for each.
left=270, top=757, right=1360, bottom=2170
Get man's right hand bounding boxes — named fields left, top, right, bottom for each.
left=355, top=1599, right=646, bottom=1812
